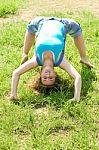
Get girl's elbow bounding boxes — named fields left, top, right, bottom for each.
left=75, top=73, right=82, bottom=83
left=77, top=74, right=81, bottom=80
left=12, top=69, right=20, bottom=78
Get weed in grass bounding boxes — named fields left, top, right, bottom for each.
left=0, top=0, right=28, bottom=17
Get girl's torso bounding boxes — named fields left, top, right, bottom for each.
left=35, top=19, right=65, bottom=66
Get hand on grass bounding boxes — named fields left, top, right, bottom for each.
left=9, top=95, right=17, bottom=101
left=5, top=94, right=18, bottom=102
left=69, top=97, right=80, bottom=102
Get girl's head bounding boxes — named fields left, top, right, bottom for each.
left=38, top=50, right=56, bottom=86
left=40, top=65, right=56, bottom=86
left=39, top=51, right=56, bottom=86
left=27, top=71, right=65, bottom=94
left=28, top=51, right=59, bottom=92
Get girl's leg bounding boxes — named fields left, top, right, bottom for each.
left=10, top=58, right=38, bottom=100
left=74, top=33, right=93, bottom=68
left=21, top=31, right=35, bottom=64
left=23, top=31, right=35, bottom=55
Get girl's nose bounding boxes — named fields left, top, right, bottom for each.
left=45, top=70, right=50, bottom=74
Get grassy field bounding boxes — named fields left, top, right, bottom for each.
left=0, top=0, right=28, bottom=17
left=0, top=2, right=99, bottom=150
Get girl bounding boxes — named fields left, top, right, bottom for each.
left=10, top=17, right=93, bottom=101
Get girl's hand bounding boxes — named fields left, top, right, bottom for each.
left=69, top=97, right=80, bottom=102
left=5, top=94, right=18, bottom=102
left=9, top=95, right=17, bottom=101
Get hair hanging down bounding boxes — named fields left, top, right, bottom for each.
left=27, top=72, right=68, bottom=94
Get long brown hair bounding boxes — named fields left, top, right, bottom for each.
left=27, top=71, right=68, bottom=94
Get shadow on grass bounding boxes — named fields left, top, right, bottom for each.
left=13, top=66, right=97, bottom=108
left=14, top=77, right=74, bottom=108
left=81, top=65, right=96, bottom=99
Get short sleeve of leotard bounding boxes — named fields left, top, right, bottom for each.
left=27, top=17, right=45, bottom=34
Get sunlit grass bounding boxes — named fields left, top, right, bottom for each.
left=0, top=11, right=99, bottom=149
left=0, top=0, right=28, bottom=17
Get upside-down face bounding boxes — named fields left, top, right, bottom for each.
left=40, top=66, right=56, bottom=86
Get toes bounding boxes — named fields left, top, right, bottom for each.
left=80, top=60, right=93, bottom=68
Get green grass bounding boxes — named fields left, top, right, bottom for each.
left=0, top=11, right=99, bottom=149
left=0, top=0, right=28, bottom=17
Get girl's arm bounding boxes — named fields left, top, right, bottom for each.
left=10, top=57, right=38, bottom=100
left=59, top=57, right=81, bottom=101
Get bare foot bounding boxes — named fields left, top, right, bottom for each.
left=80, top=57, right=94, bottom=68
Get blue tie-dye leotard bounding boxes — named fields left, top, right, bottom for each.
left=35, top=19, right=65, bottom=66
